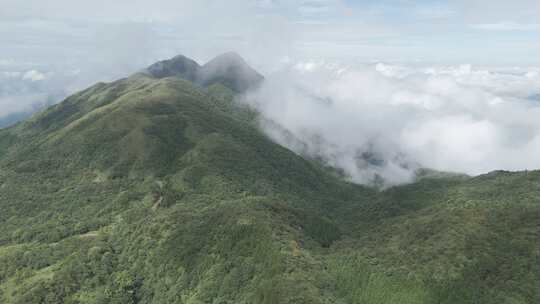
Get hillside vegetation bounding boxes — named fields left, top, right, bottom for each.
left=0, top=54, right=539, bottom=304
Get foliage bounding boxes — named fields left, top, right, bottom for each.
left=0, top=72, right=539, bottom=303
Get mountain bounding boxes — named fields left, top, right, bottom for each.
left=0, top=53, right=539, bottom=304
left=146, top=54, right=201, bottom=80
left=197, top=52, right=264, bottom=93
left=145, top=52, right=264, bottom=93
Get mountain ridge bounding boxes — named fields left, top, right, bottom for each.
left=145, top=52, right=264, bottom=93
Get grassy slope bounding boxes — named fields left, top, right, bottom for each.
left=0, top=73, right=539, bottom=303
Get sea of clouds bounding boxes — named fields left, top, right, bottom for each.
left=244, top=60, right=540, bottom=186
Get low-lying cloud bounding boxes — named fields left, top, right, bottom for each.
left=244, top=61, right=540, bottom=186
left=0, top=66, right=74, bottom=125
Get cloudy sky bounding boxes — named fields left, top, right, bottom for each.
left=2, top=0, right=539, bottom=118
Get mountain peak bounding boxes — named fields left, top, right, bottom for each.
left=199, top=52, right=264, bottom=93
left=145, top=52, right=263, bottom=93
left=145, top=54, right=200, bottom=80
left=206, top=52, right=247, bottom=65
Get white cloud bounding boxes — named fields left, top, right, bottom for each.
left=243, top=61, right=540, bottom=186
left=414, top=7, right=456, bottom=20
left=472, top=22, right=540, bottom=31
left=454, top=0, right=540, bottom=23
left=0, top=66, right=78, bottom=120
left=22, top=70, right=46, bottom=81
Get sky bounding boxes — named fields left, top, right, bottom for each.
left=2, top=0, right=540, bottom=71
left=2, top=0, right=539, bottom=118
left=2, top=0, right=540, bottom=184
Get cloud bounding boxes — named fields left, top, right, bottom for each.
left=242, top=61, right=540, bottom=186
left=471, top=22, right=540, bottom=31
left=22, top=70, right=46, bottom=81
left=0, top=59, right=18, bottom=67
left=0, top=66, right=73, bottom=120
left=453, top=0, right=540, bottom=23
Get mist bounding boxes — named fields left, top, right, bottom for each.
left=243, top=61, right=540, bottom=186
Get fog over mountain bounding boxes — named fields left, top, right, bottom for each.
left=146, top=52, right=264, bottom=93
left=244, top=62, right=540, bottom=185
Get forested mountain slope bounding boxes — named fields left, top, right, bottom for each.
left=0, top=53, right=538, bottom=304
